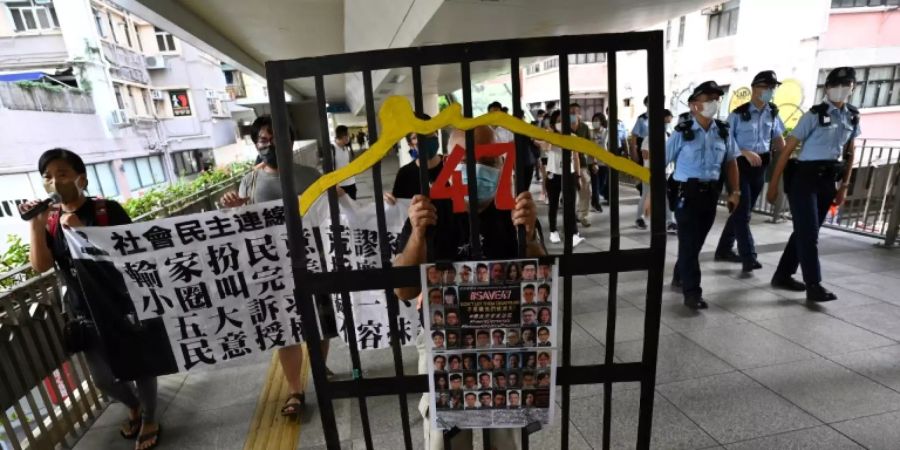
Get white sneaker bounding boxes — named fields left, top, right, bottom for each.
left=572, top=234, right=585, bottom=247
left=550, top=231, right=561, bottom=244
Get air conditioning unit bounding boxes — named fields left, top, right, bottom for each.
left=701, top=3, right=724, bottom=15
left=145, top=55, right=166, bottom=70
left=150, top=89, right=165, bottom=100
left=205, top=90, right=218, bottom=99
left=111, top=109, right=130, bottom=126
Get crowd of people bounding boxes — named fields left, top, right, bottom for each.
left=16, top=64, right=862, bottom=450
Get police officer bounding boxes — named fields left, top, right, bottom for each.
left=767, top=67, right=860, bottom=302
left=715, top=71, right=787, bottom=272
left=668, top=81, right=741, bottom=310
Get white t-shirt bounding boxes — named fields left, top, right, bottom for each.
left=546, top=145, right=575, bottom=175
left=641, top=136, right=675, bottom=175
left=332, top=142, right=356, bottom=186
left=493, top=126, right=514, bottom=144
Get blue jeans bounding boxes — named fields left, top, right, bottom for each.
left=774, top=165, right=837, bottom=285
left=716, top=155, right=768, bottom=262
left=674, top=184, right=719, bottom=299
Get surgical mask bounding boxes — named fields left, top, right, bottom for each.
left=258, top=145, right=278, bottom=168
left=569, top=114, right=578, bottom=125
left=760, top=89, right=774, bottom=103
left=418, top=135, right=440, bottom=160
left=699, top=100, right=719, bottom=119
left=827, top=86, right=852, bottom=103
left=457, top=162, right=501, bottom=202
left=44, top=176, right=84, bottom=203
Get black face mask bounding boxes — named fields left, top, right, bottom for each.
left=259, top=145, right=278, bottom=168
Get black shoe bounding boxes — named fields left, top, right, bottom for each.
left=671, top=278, right=682, bottom=291
left=714, top=249, right=742, bottom=263
left=684, top=296, right=708, bottom=310
left=771, top=275, right=807, bottom=292
left=806, top=284, right=838, bottom=302
left=742, top=260, right=763, bottom=273
left=592, top=202, right=603, bottom=213
left=635, top=218, right=647, bottom=229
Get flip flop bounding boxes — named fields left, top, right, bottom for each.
left=135, top=424, right=161, bottom=450
left=120, top=417, right=141, bottom=440
left=280, top=393, right=305, bottom=417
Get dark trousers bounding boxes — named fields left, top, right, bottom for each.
left=674, top=185, right=719, bottom=299
left=716, top=155, right=768, bottom=262
left=591, top=166, right=609, bottom=203
left=546, top=173, right=578, bottom=234
left=342, top=184, right=357, bottom=200
left=774, top=165, right=838, bottom=285
left=521, top=163, right=535, bottom=191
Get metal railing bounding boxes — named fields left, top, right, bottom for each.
left=0, top=172, right=245, bottom=450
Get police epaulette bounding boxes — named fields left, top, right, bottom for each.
left=675, top=118, right=694, bottom=141
left=714, top=119, right=729, bottom=141
left=639, top=112, right=648, bottom=120
left=735, top=102, right=779, bottom=121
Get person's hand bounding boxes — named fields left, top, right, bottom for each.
left=336, top=186, right=346, bottom=197
left=18, top=200, right=51, bottom=229
left=590, top=164, right=599, bottom=174
left=408, top=195, right=437, bottom=238
left=766, top=183, right=779, bottom=204
left=512, top=192, right=537, bottom=240
left=641, top=149, right=650, bottom=161
left=741, top=150, right=762, bottom=167
left=60, top=212, right=82, bottom=228
left=727, top=191, right=741, bottom=213
left=834, top=185, right=848, bottom=206
left=220, top=191, right=247, bottom=208
left=383, top=192, right=397, bottom=206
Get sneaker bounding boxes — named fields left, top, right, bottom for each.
left=666, top=222, right=678, bottom=234
left=635, top=218, right=647, bottom=230
left=572, top=234, right=586, bottom=247
left=714, top=249, right=742, bottom=263
left=549, top=232, right=561, bottom=244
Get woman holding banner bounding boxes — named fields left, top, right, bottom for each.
left=19, top=148, right=161, bottom=450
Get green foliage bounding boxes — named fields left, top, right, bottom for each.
left=15, top=80, right=65, bottom=92
left=1, top=235, right=35, bottom=289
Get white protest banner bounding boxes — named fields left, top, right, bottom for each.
left=422, top=259, right=559, bottom=430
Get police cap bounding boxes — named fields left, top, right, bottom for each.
left=825, top=67, right=856, bottom=86
left=688, top=80, right=725, bottom=102
left=751, top=70, right=781, bottom=87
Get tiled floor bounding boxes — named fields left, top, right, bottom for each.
left=73, top=159, right=900, bottom=449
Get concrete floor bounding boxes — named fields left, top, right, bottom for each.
left=73, top=156, right=900, bottom=449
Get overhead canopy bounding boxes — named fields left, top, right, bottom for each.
left=0, top=71, right=49, bottom=82
left=113, top=0, right=720, bottom=109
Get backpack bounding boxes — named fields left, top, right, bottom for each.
left=47, top=198, right=108, bottom=237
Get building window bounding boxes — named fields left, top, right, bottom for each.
left=123, top=156, right=167, bottom=190
left=665, top=20, right=672, bottom=49
left=831, top=0, right=899, bottom=7
left=678, top=15, right=686, bottom=47
left=707, top=1, right=739, bottom=40
left=171, top=149, right=213, bottom=177
left=93, top=8, right=106, bottom=37
left=7, top=1, right=60, bottom=32
left=816, top=65, right=900, bottom=108
left=85, top=162, right=119, bottom=198
left=114, top=83, right=126, bottom=109
left=123, top=23, right=133, bottom=48
left=155, top=27, right=176, bottom=52
left=106, top=12, right=118, bottom=43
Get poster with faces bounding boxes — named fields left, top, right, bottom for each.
left=423, top=258, right=558, bottom=429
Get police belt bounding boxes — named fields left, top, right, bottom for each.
left=783, top=159, right=845, bottom=192
left=667, top=177, right=722, bottom=205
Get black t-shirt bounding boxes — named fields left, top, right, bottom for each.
left=392, top=159, right=444, bottom=199
left=47, top=198, right=131, bottom=315
left=397, top=199, right=521, bottom=261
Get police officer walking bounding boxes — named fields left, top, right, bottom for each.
left=767, top=67, right=860, bottom=302
left=668, top=81, right=741, bottom=309
left=715, top=71, right=786, bottom=272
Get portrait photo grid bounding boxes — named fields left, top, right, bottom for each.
left=422, top=258, right=558, bottom=429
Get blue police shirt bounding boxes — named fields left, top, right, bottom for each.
left=790, top=100, right=861, bottom=161
left=632, top=114, right=649, bottom=139
left=727, top=102, right=785, bottom=154
left=666, top=118, right=740, bottom=182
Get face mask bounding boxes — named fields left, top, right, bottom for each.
left=418, top=135, right=440, bottom=160
left=44, top=176, right=84, bottom=203
left=827, top=86, right=852, bottom=103
left=457, top=163, right=501, bottom=203
left=699, top=100, right=719, bottom=119
left=554, top=123, right=562, bottom=132
left=760, top=89, right=774, bottom=103
left=258, top=145, right=278, bottom=168
left=569, top=114, right=578, bottom=125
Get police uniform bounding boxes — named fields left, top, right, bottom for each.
left=667, top=81, right=740, bottom=309
left=716, top=71, right=786, bottom=271
left=772, top=67, right=860, bottom=302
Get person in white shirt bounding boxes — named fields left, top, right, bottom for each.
left=488, top=102, right=515, bottom=143
left=545, top=110, right=585, bottom=246
left=638, top=109, right=677, bottom=233
left=332, top=125, right=357, bottom=199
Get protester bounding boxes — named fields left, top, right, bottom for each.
left=220, top=115, right=336, bottom=418
left=332, top=125, right=357, bottom=200
left=21, top=148, right=161, bottom=450
left=390, top=115, right=444, bottom=201
left=568, top=103, right=594, bottom=227
left=395, top=126, right=545, bottom=450
left=589, top=112, right=608, bottom=212
left=545, top=110, right=585, bottom=246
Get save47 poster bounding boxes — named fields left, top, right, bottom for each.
left=423, top=258, right=558, bottom=430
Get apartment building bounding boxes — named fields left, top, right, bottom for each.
left=0, top=0, right=238, bottom=247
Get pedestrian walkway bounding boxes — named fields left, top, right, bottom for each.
left=72, top=158, right=900, bottom=449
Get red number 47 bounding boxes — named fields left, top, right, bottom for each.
left=430, top=142, right=516, bottom=213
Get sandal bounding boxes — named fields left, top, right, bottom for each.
left=135, top=424, right=161, bottom=450
left=280, top=393, right=305, bottom=417
left=120, top=417, right=141, bottom=440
